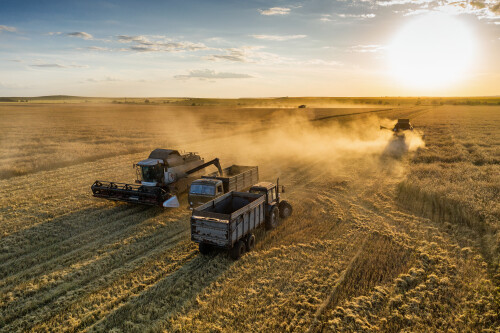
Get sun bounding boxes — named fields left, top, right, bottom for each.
left=388, top=12, right=475, bottom=90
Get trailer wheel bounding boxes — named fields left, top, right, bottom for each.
left=246, top=234, right=256, bottom=252
left=199, top=243, right=211, bottom=255
left=231, top=240, right=246, bottom=260
left=279, top=201, right=292, bottom=218
left=265, top=206, right=279, bottom=230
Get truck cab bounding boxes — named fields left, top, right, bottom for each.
left=188, top=178, right=225, bottom=208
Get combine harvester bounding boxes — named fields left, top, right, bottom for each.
left=380, top=119, right=416, bottom=156
left=380, top=118, right=414, bottom=136
left=91, top=149, right=222, bottom=208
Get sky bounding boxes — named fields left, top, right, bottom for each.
left=0, top=0, right=499, bottom=97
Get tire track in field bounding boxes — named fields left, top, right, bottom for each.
left=0, top=205, right=151, bottom=271
left=0, top=217, right=191, bottom=331
left=30, top=240, right=198, bottom=332
left=0, top=205, right=160, bottom=285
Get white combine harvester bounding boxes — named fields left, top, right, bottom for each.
left=91, top=148, right=222, bottom=208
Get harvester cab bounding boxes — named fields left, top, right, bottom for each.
left=134, top=159, right=165, bottom=186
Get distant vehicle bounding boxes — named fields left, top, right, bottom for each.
left=298, top=104, right=307, bottom=108
left=91, top=149, right=222, bottom=208
left=191, top=180, right=292, bottom=259
left=188, top=165, right=259, bottom=209
left=380, top=119, right=414, bottom=136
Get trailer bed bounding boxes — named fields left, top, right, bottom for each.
left=191, top=191, right=265, bottom=248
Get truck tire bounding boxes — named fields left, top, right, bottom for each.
left=231, top=240, right=246, bottom=260
left=199, top=242, right=211, bottom=255
left=265, top=206, right=279, bottom=230
left=279, top=201, right=292, bottom=218
left=246, top=234, right=256, bottom=252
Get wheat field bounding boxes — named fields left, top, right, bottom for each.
left=0, top=101, right=498, bottom=332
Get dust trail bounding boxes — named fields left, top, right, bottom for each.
left=184, top=112, right=426, bottom=183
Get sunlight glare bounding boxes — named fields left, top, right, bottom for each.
left=388, top=13, right=475, bottom=89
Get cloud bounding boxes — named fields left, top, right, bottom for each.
left=372, top=0, right=500, bottom=19
left=205, top=46, right=269, bottom=63
left=375, top=0, right=433, bottom=6
left=349, top=44, right=386, bottom=53
left=251, top=35, right=307, bottom=42
left=258, top=7, right=291, bottom=15
left=338, top=13, right=376, bottom=18
left=85, top=76, right=119, bottom=83
left=31, top=62, right=88, bottom=69
left=66, top=32, right=93, bottom=40
left=320, top=14, right=333, bottom=22
left=86, top=46, right=110, bottom=51
left=116, top=35, right=208, bottom=52
left=251, top=34, right=307, bottom=41
left=0, top=25, right=16, bottom=33
left=206, top=47, right=341, bottom=67
left=47, top=31, right=62, bottom=36
left=31, top=63, right=66, bottom=68
left=174, top=69, right=254, bottom=80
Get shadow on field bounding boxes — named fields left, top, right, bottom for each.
left=0, top=204, right=190, bottom=331
left=0, top=204, right=163, bottom=280
left=93, top=253, right=233, bottom=332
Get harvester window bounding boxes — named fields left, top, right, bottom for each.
left=141, top=165, right=160, bottom=182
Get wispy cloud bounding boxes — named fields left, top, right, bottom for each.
left=66, top=31, right=93, bottom=40
left=258, top=7, right=291, bottom=16
left=85, top=76, right=119, bottom=83
left=31, top=63, right=66, bottom=68
left=0, top=25, right=16, bottom=33
left=174, top=69, right=254, bottom=80
left=206, top=47, right=341, bottom=67
left=47, top=31, right=62, bottom=36
left=31, top=62, right=88, bottom=69
left=320, top=14, right=333, bottom=22
left=338, top=13, right=376, bottom=19
left=374, top=0, right=500, bottom=19
left=349, top=44, right=386, bottom=53
left=117, top=35, right=208, bottom=52
left=206, top=46, right=272, bottom=63
left=251, top=34, right=307, bottom=41
left=86, top=46, right=110, bottom=51
left=375, top=0, right=433, bottom=6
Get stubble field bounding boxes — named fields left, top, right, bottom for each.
left=0, top=101, right=498, bottom=332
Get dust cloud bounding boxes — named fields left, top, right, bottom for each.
left=172, top=110, right=426, bottom=183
